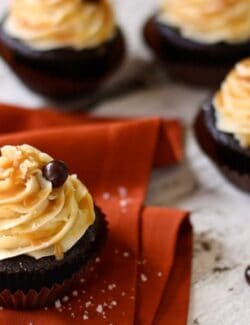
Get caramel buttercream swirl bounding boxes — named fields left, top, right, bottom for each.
left=0, top=145, right=95, bottom=260
left=213, top=58, right=250, bottom=147
left=159, top=0, right=250, bottom=44
left=4, top=0, right=116, bottom=50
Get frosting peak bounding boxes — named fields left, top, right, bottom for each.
left=159, top=0, right=250, bottom=44
left=4, top=0, right=116, bottom=50
left=0, top=145, right=95, bottom=260
left=214, top=58, right=250, bottom=147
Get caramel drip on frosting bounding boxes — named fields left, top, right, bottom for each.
left=4, top=0, right=115, bottom=50
left=214, top=58, right=250, bottom=147
left=159, top=0, right=250, bottom=44
left=0, top=145, right=95, bottom=260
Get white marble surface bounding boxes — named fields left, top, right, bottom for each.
left=1, top=1, right=250, bottom=324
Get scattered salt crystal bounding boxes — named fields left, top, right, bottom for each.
left=140, top=273, right=148, bottom=282
left=121, top=292, right=126, bottom=296
left=117, top=186, right=127, bottom=197
left=111, top=301, right=117, bottom=306
left=108, top=283, right=116, bottom=291
left=58, top=308, right=63, bottom=313
left=83, top=315, right=88, bottom=320
left=62, top=296, right=69, bottom=302
left=71, top=312, right=75, bottom=318
left=123, top=252, right=130, bottom=258
left=95, top=257, right=101, bottom=263
left=130, top=296, right=135, bottom=300
left=90, top=296, right=94, bottom=300
left=158, top=272, right=163, bottom=277
left=44, top=307, right=48, bottom=311
left=101, top=289, right=106, bottom=293
left=72, top=290, right=78, bottom=297
left=85, top=301, right=91, bottom=308
left=96, top=304, right=103, bottom=314
left=120, top=199, right=128, bottom=208
left=80, top=278, right=85, bottom=283
left=54, top=299, right=62, bottom=309
left=102, top=192, right=110, bottom=200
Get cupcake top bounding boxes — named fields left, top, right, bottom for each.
left=213, top=58, right=250, bottom=148
left=0, top=145, right=95, bottom=260
left=159, top=0, right=250, bottom=44
left=4, top=0, right=116, bottom=50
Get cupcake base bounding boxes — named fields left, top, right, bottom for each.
left=0, top=21, right=126, bottom=100
left=194, top=105, right=250, bottom=192
left=0, top=206, right=108, bottom=309
left=143, top=16, right=250, bottom=86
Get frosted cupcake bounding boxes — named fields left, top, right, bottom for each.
left=0, top=145, right=106, bottom=309
left=195, top=58, right=250, bottom=191
left=0, top=0, right=125, bottom=99
left=144, top=0, right=250, bottom=85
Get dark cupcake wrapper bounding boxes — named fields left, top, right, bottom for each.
left=143, top=16, right=250, bottom=86
left=0, top=207, right=108, bottom=309
left=0, top=272, right=77, bottom=309
left=194, top=107, right=250, bottom=192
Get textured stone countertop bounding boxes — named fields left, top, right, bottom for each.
left=1, top=1, right=250, bottom=324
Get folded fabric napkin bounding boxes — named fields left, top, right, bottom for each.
left=0, top=104, right=192, bottom=325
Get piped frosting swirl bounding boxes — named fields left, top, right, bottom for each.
left=4, top=0, right=116, bottom=50
left=214, top=58, right=250, bottom=148
left=0, top=145, right=95, bottom=260
left=159, top=0, right=250, bottom=44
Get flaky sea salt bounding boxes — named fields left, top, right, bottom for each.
left=72, top=290, right=78, bottom=297
left=140, top=273, right=148, bottom=282
left=85, top=301, right=91, bottom=308
left=102, top=192, right=111, bottom=200
left=80, top=278, right=85, bottom=283
left=117, top=186, right=128, bottom=198
left=108, top=283, right=116, bottom=291
left=62, top=296, right=69, bottom=303
left=95, top=257, right=101, bottom=263
left=96, top=305, right=103, bottom=314
left=111, top=301, right=117, bottom=306
left=83, top=315, right=88, bottom=320
left=158, top=272, right=163, bottom=277
left=54, top=299, right=62, bottom=309
left=123, top=252, right=130, bottom=258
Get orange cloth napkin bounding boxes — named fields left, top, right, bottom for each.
left=0, top=104, right=192, bottom=325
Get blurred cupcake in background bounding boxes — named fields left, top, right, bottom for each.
left=0, top=0, right=126, bottom=99
left=195, top=58, right=250, bottom=192
left=144, top=0, right=250, bottom=86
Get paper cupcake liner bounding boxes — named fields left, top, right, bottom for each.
left=0, top=271, right=78, bottom=309
left=0, top=207, right=108, bottom=309
left=194, top=109, right=250, bottom=192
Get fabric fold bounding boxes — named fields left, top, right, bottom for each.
left=0, top=104, right=192, bottom=325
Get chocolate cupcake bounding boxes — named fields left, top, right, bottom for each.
left=0, top=145, right=107, bottom=309
left=144, top=0, right=250, bottom=85
left=0, top=0, right=125, bottom=99
left=195, top=58, right=250, bottom=192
